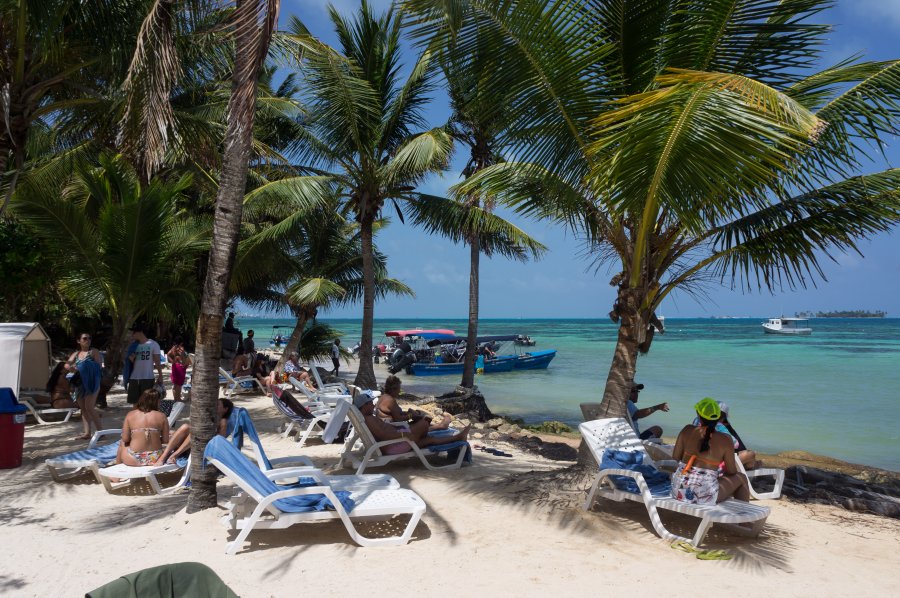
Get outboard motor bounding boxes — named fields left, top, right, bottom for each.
left=388, top=350, right=417, bottom=374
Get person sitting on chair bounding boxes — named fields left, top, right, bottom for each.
left=35, top=362, right=75, bottom=409
left=376, top=375, right=451, bottom=430
left=252, top=355, right=277, bottom=396
left=155, top=398, right=234, bottom=465
left=115, top=389, right=169, bottom=466
left=231, top=353, right=251, bottom=377
left=671, top=398, right=750, bottom=505
left=354, top=393, right=470, bottom=455
left=627, top=382, right=668, bottom=440
left=283, top=351, right=314, bottom=388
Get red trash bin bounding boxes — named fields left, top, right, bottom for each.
left=0, top=388, right=27, bottom=469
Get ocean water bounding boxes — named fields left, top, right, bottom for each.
left=239, top=316, right=900, bottom=471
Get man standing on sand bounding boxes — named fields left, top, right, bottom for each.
left=627, top=382, right=669, bottom=440
left=127, top=324, right=164, bottom=404
left=331, top=338, right=341, bottom=377
left=243, top=329, right=256, bottom=368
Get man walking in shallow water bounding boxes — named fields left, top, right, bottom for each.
left=627, top=382, right=669, bottom=439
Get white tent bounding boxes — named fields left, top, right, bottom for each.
left=0, top=323, right=52, bottom=396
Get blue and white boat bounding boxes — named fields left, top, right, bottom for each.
left=401, top=333, right=557, bottom=376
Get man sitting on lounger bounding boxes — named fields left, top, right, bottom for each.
left=354, top=393, right=470, bottom=455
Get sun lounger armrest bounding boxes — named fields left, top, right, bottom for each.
left=268, top=456, right=315, bottom=468
left=263, top=466, right=321, bottom=482
left=89, top=428, right=123, bottom=448
left=656, top=459, right=679, bottom=471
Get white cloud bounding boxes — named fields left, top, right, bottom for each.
left=421, top=261, right=467, bottom=286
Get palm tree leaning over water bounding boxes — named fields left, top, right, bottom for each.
left=407, top=0, right=900, bottom=417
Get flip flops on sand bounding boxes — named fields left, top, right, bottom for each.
left=473, top=444, right=514, bottom=458
left=671, top=541, right=733, bottom=560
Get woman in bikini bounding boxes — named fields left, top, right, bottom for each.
left=671, top=398, right=750, bottom=505
left=166, top=337, right=192, bottom=402
left=66, top=332, right=103, bottom=440
left=116, top=388, right=169, bottom=466
left=34, top=362, right=75, bottom=409
left=154, top=398, right=234, bottom=465
left=375, top=375, right=451, bottom=431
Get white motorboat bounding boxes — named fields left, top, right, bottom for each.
left=762, top=317, right=812, bottom=335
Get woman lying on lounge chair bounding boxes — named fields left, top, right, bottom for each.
left=115, top=389, right=169, bottom=466
left=356, top=393, right=469, bottom=455
left=376, top=375, right=451, bottom=431
left=154, top=399, right=233, bottom=465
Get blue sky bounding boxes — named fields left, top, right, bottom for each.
left=266, top=1, right=900, bottom=319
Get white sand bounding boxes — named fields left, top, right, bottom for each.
left=3, top=394, right=899, bottom=597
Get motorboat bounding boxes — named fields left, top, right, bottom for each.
left=401, top=333, right=557, bottom=375
left=514, top=334, right=536, bottom=346
left=762, top=317, right=812, bottom=335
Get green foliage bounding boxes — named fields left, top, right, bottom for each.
left=0, top=218, right=61, bottom=321
left=299, top=321, right=344, bottom=362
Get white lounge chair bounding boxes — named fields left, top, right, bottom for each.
left=45, top=401, right=185, bottom=483
left=219, top=367, right=262, bottom=398
left=337, top=399, right=470, bottom=475
left=270, top=391, right=333, bottom=447
left=98, top=455, right=190, bottom=495
left=204, top=436, right=426, bottom=554
left=580, top=418, right=771, bottom=548
left=19, top=394, right=77, bottom=425
left=309, top=366, right=349, bottom=395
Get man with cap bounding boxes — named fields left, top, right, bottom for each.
left=127, top=323, right=164, bottom=404
left=627, top=382, right=669, bottom=440
left=352, top=391, right=471, bottom=452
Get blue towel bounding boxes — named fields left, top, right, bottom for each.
left=53, top=441, right=120, bottom=464
left=203, top=436, right=353, bottom=513
left=424, top=429, right=472, bottom=463
left=122, top=341, right=139, bottom=387
left=600, top=449, right=671, bottom=496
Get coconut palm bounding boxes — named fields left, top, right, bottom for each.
left=437, top=29, right=545, bottom=388
left=233, top=194, right=414, bottom=368
left=10, top=152, right=207, bottom=380
left=407, top=0, right=900, bottom=416
left=0, top=0, right=148, bottom=215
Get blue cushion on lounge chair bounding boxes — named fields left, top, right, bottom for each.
left=53, top=441, right=120, bottom=464
left=203, top=436, right=354, bottom=513
left=600, top=448, right=671, bottom=496
left=423, top=429, right=472, bottom=463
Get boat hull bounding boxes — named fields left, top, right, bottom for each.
left=406, top=356, right=515, bottom=376
left=762, top=326, right=812, bottom=336
left=494, top=349, right=557, bottom=370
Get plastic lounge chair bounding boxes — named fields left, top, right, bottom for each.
left=288, top=377, right=350, bottom=404
left=309, top=366, right=349, bottom=394
left=203, top=436, right=426, bottom=554
left=270, top=391, right=333, bottom=447
left=19, top=394, right=77, bottom=425
left=219, top=367, right=261, bottom=398
left=45, top=401, right=185, bottom=483
left=580, top=418, right=771, bottom=548
left=643, top=439, right=785, bottom=501
left=98, top=454, right=190, bottom=495
left=338, top=399, right=470, bottom=475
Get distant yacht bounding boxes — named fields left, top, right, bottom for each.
left=762, top=317, right=812, bottom=336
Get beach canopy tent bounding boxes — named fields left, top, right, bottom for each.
left=0, top=323, right=52, bottom=395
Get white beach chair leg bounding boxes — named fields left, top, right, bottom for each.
left=691, top=516, right=714, bottom=547
left=583, top=474, right=602, bottom=511
left=147, top=473, right=164, bottom=495
left=226, top=501, right=269, bottom=555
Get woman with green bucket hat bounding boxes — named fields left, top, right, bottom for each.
left=670, top=398, right=750, bottom=505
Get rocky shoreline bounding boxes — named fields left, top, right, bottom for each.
left=388, top=382, right=900, bottom=519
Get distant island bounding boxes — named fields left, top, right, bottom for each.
left=795, top=310, right=887, bottom=318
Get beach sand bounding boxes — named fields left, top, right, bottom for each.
left=4, top=387, right=900, bottom=598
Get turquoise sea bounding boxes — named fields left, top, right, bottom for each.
left=239, top=316, right=900, bottom=472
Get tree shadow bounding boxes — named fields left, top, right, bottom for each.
left=0, top=574, right=26, bottom=592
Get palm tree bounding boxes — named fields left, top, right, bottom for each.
left=0, top=0, right=146, bottom=215
left=408, top=0, right=900, bottom=417
left=439, top=28, right=545, bottom=388
left=10, top=153, right=207, bottom=380
left=233, top=195, right=414, bottom=368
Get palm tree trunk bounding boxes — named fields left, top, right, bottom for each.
left=187, top=0, right=275, bottom=513
left=461, top=237, right=480, bottom=388
left=353, top=212, right=377, bottom=389
left=276, top=312, right=309, bottom=369
left=598, top=287, right=646, bottom=418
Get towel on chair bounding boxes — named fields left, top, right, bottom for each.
left=600, top=449, right=671, bottom=495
